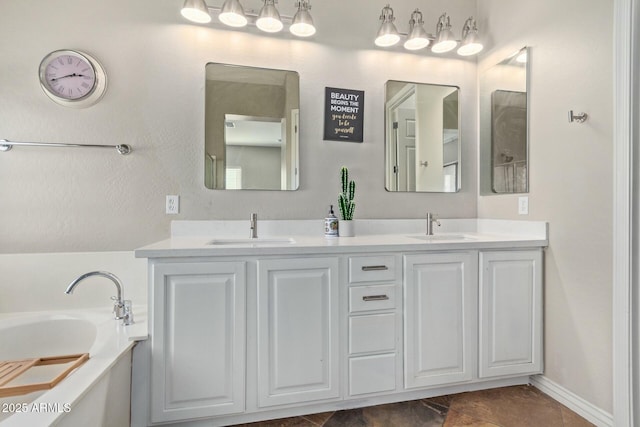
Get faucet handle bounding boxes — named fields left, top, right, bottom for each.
left=122, top=300, right=134, bottom=325
left=427, top=212, right=441, bottom=225
left=112, top=298, right=134, bottom=325
left=112, top=297, right=125, bottom=319
left=250, top=213, right=258, bottom=239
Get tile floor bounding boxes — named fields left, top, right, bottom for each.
left=235, top=385, right=594, bottom=427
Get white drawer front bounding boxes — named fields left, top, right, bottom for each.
left=349, top=284, right=396, bottom=313
left=349, top=256, right=396, bottom=283
left=349, top=313, right=396, bottom=354
left=349, top=354, right=396, bottom=396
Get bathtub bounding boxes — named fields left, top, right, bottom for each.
left=0, top=308, right=147, bottom=426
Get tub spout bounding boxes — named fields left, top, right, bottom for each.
left=65, top=271, right=134, bottom=325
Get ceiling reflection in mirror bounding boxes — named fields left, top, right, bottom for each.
left=480, top=47, right=529, bottom=194
left=385, top=81, right=460, bottom=193
left=205, top=63, right=300, bottom=190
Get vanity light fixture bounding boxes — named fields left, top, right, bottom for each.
left=219, top=0, right=247, bottom=27
left=181, top=0, right=316, bottom=38
left=256, top=0, right=284, bottom=33
left=431, top=13, right=457, bottom=53
left=374, top=6, right=484, bottom=56
left=404, top=9, right=430, bottom=50
left=457, top=17, right=483, bottom=56
left=181, top=0, right=212, bottom=23
left=374, top=5, right=401, bottom=47
left=290, top=0, right=315, bottom=37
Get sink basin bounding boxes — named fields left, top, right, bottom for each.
left=207, top=237, right=296, bottom=246
left=409, top=234, right=475, bottom=241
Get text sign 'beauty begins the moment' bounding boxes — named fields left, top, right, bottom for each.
left=324, top=87, right=365, bottom=143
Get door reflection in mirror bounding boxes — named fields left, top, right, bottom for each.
left=385, top=81, right=460, bottom=193
left=205, top=63, right=300, bottom=190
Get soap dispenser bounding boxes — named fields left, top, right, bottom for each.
left=324, top=205, right=339, bottom=237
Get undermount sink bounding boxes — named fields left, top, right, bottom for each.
left=207, top=237, right=296, bottom=246
left=409, top=234, right=476, bottom=241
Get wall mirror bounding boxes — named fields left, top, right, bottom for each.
left=384, top=81, right=460, bottom=193
left=480, top=47, right=529, bottom=194
left=205, top=63, right=300, bottom=190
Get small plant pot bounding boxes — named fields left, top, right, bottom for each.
left=339, top=220, right=355, bottom=237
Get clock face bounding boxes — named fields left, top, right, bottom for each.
left=39, top=50, right=107, bottom=108
left=42, top=53, right=96, bottom=100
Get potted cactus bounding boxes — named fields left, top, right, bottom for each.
left=338, top=166, right=356, bottom=237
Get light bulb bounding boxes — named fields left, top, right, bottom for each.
left=256, top=0, right=283, bottom=33
left=181, top=0, right=211, bottom=23
left=457, top=17, right=483, bottom=56
left=219, top=0, right=247, bottom=27
left=431, top=14, right=457, bottom=53
left=404, top=10, right=429, bottom=51
left=290, top=3, right=315, bottom=37
left=374, top=5, right=400, bottom=47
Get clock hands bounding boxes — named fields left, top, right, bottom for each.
left=51, top=73, right=86, bottom=81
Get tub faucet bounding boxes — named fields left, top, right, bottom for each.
left=250, top=213, right=258, bottom=239
left=426, top=212, right=441, bottom=235
left=65, top=271, right=134, bottom=325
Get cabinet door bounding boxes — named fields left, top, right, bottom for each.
left=257, top=257, right=340, bottom=407
left=151, top=262, right=246, bottom=423
left=479, top=250, right=543, bottom=378
left=404, top=252, right=477, bottom=388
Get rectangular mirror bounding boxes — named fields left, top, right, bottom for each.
left=480, top=47, right=529, bottom=194
left=385, top=81, right=460, bottom=193
left=205, top=63, right=300, bottom=190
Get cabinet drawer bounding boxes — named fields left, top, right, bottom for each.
left=349, top=354, right=396, bottom=396
left=349, top=256, right=396, bottom=283
left=349, top=313, right=396, bottom=354
left=349, top=284, right=396, bottom=313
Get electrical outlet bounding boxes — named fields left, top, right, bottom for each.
left=166, top=195, right=179, bottom=214
left=518, top=196, right=529, bottom=215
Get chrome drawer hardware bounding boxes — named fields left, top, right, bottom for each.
left=362, top=295, right=390, bottom=301
left=361, top=265, right=389, bottom=271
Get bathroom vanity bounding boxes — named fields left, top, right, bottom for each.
left=133, top=219, right=547, bottom=427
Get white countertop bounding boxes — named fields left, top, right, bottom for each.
left=135, top=219, right=548, bottom=258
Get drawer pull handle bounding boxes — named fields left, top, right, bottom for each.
left=361, top=265, right=389, bottom=271
left=362, top=295, right=389, bottom=302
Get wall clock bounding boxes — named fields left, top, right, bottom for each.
left=38, top=49, right=107, bottom=108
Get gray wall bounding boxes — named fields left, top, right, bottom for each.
left=477, top=0, right=613, bottom=414
left=226, top=145, right=281, bottom=190
left=0, top=0, right=478, bottom=253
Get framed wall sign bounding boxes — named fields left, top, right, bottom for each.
left=324, top=87, right=364, bottom=142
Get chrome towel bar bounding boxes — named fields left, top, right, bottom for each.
left=0, top=139, right=132, bottom=155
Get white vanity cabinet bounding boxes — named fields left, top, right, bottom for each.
left=479, top=250, right=543, bottom=378
left=256, top=257, right=340, bottom=407
left=403, top=252, right=478, bottom=388
left=346, top=255, right=402, bottom=397
left=135, top=223, right=547, bottom=427
left=150, top=261, right=246, bottom=424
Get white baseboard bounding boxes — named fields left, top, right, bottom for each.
left=529, top=375, right=613, bottom=427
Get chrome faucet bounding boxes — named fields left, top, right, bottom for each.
left=426, top=212, right=441, bottom=235
left=250, top=213, right=258, bottom=239
left=65, top=271, right=134, bottom=325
